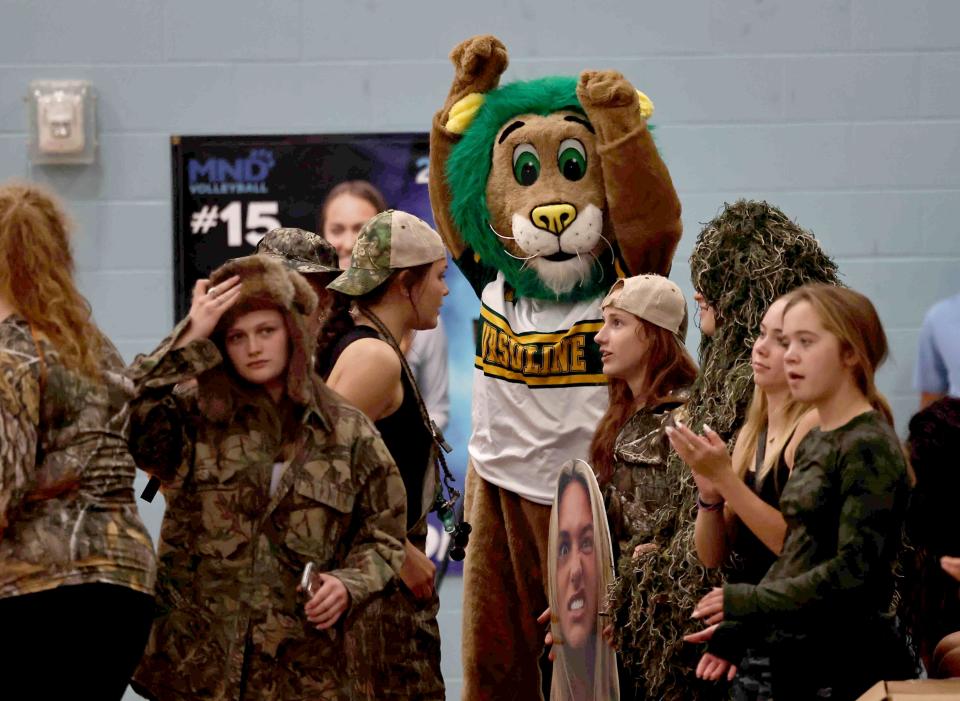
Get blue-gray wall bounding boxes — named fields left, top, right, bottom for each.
left=2, top=2, right=959, bottom=699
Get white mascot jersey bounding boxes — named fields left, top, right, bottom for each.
left=470, top=272, right=608, bottom=505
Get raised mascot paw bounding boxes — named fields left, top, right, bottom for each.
left=577, top=70, right=639, bottom=110
left=449, top=34, right=509, bottom=94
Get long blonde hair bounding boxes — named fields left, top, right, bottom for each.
left=783, top=284, right=894, bottom=426
left=733, top=385, right=811, bottom=483
left=0, top=181, right=102, bottom=378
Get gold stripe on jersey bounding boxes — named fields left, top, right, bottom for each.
left=474, top=305, right=607, bottom=387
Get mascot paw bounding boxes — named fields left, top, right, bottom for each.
left=577, top=70, right=641, bottom=110
left=450, top=34, right=509, bottom=91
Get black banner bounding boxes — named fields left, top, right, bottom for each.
left=171, top=133, right=430, bottom=319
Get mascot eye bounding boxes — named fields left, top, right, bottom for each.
left=557, top=139, right=587, bottom=182
left=512, top=143, right=541, bottom=186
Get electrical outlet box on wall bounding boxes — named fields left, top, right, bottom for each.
left=27, top=80, right=97, bottom=165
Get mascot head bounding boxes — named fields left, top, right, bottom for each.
left=446, top=77, right=649, bottom=301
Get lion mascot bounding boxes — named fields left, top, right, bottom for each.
left=429, top=35, right=682, bottom=700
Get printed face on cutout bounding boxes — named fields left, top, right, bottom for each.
left=556, top=478, right=598, bottom=650
left=782, top=300, right=851, bottom=405
left=224, top=309, right=290, bottom=395
left=323, top=193, right=380, bottom=270
left=409, top=258, right=449, bottom=330
left=595, top=307, right=649, bottom=382
left=751, top=297, right=790, bottom=391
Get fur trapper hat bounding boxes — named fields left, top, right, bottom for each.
left=199, top=254, right=318, bottom=421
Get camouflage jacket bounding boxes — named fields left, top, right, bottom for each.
left=723, top=410, right=909, bottom=653
left=128, top=323, right=407, bottom=701
left=604, top=388, right=690, bottom=560
left=0, top=316, right=156, bottom=599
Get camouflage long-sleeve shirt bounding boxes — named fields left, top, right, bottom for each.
left=0, top=316, right=156, bottom=599
left=128, top=324, right=407, bottom=701
left=721, top=411, right=909, bottom=664
left=604, top=388, right=690, bottom=560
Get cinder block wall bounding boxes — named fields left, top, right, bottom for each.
left=2, top=2, right=959, bottom=698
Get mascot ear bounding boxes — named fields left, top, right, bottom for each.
left=636, top=90, right=655, bottom=120
left=445, top=92, right=486, bottom=134
left=444, top=86, right=650, bottom=132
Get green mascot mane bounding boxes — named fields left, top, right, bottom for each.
left=446, top=76, right=616, bottom=302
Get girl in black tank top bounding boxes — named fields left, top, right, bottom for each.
left=322, top=325, right=431, bottom=531
left=727, top=428, right=794, bottom=586
left=666, top=296, right=819, bottom=686
left=319, top=209, right=450, bottom=700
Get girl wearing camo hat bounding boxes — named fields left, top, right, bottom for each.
left=321, top=209, right=449, bottom=700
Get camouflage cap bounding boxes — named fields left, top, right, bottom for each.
left=327, top=210, right=445, bottom=296
left=256, top=227, right=340, bottom=275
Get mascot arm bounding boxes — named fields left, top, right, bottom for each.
left=577, top=70, right=682, bottom=277
left=429, top=35, right=509, bottom=261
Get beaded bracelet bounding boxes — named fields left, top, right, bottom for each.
left=697, top=494, right=725, bottom=512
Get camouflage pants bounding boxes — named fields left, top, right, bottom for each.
left=346, top=578, right=444, bottom=700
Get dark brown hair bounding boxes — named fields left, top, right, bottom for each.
left=589, top=320, right=698, bottom=486
left=317, top=262, right=435, bottom=375
left=901, top=397, right=960, bottom=665
left=318, top=180, right=388, bottom=233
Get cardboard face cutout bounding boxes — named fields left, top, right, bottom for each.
left=548, top=460, right=619, bottom=701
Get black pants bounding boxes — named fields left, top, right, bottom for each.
left=763, top=622, right=915, bottom=701
left=0, top=582, right=154, bottom=700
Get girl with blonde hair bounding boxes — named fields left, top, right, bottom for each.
left=612, top=200, right=839, bottom=700
left=688, top=284, right=913, bottom=700
left=669, top=295, right=819, bottom=683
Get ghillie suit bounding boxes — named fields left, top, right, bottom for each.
left=609, top=200, right=840, bottom=700
left=429, top=35, right=681, bottom=700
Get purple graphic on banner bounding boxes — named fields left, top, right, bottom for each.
left=172, top=133, right=472, bottom=575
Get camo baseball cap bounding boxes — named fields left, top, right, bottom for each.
left=327, top=210, right=445, bottom=296
left=602, top=274, right=689, bottom=343
left=256, top=227, right=340, bottom=274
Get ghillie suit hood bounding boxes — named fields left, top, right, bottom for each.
left=610, top=200, right=841, bottom=699
left=690, top=199, right=841, bottom=439
left=199, top=254, right=320, bottom=423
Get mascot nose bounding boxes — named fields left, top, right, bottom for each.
left=531, top=204, right=578, bottom=235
